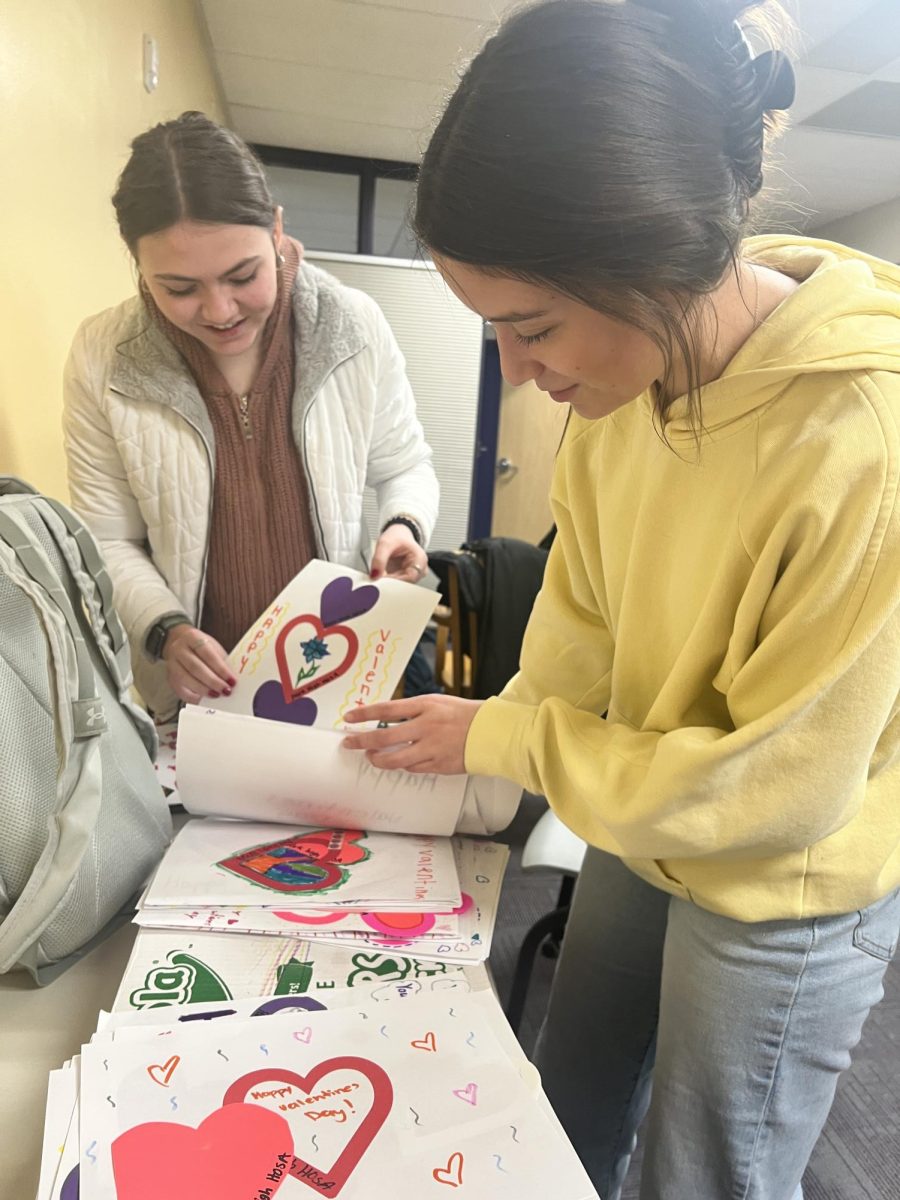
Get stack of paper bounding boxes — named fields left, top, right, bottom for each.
left=135, top=818, right=507, bottom=965
left=172, top=560, right=470, bottom=837
left=38, top=984, right=599, bottom=1200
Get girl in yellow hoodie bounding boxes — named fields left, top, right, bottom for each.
left=344, top=1, right=900, bottom=1195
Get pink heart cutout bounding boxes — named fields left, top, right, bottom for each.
left=452, top=1082, right=478, bottom=1106
left=112, top=1102, right=293, bottom=1200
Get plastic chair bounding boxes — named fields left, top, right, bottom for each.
left=505, top=808, right=587, bottom=1035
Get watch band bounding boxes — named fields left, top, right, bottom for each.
left=381, top=515, right=423, bottom=546
left=146, top=613, right=192, bottom=662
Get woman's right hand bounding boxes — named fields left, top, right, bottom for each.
left=162, top=625, right=236, bottom=704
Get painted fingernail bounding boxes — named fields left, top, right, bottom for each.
left=228, top=677, right=237, bottom=687
left=209, top=692, right=221, bottom=699
left=370, top=569, right=382, bottom=579
left=223, top=688, right=233, bottom=697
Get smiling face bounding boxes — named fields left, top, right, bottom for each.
left=136, top=217, right=282, bottom=362
left=436, top=257, right=666, bottom=420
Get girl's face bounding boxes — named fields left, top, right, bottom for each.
left=435, top=257, right=665, bottom=420
left=136, top=216, right=282, bottom=361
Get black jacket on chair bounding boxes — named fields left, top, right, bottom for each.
left=428, top=535, right=551, bottom=699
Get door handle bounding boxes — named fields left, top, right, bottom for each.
left=496, top=457, right=519, bottom=478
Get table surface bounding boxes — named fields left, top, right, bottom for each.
left=0, top=921, right=139, bottom=1196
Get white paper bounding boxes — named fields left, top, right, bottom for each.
left=140, top=819, right=460, bottom=911
left=211, top=558, right=438, bottom=728
left=112, top=928, right=478, bottom=1012
left=79, top=991, right=598, bottom=1200
left=177, top=706, right=467, bottom=836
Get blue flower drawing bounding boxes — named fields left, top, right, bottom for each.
left=295, top=635, right=331, bottom=685
left=301, top=636, right=330, bottom=664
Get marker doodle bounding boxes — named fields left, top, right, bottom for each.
left=312, top=1134, right=319, bottom=1152
left=493, top=1155, right=508, bottom=1173
left=466, top=1031, right=476, bottom=1047
left=379, top=1025, right=389, bottom=1038
left=259, top=1044, right=269, bottom=1055
left=106, top=1096, right=116, bottom=1108
left=102, top=1059, right=109, bottom=1071
left=169, top=1096, right=178, bottom=1111
left=448, top=1008, right=456, bottom=1017
left=409, top=1107, right=422, bottom=1126
left=510, top=1125, right=520, bottom=1143
left=85, top=1141, right=97, bottom=1165
left=217, top=1049, right=229, bottom=1061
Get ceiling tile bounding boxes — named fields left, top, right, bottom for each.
left=230, top=104, right=426, bottom=160
left=202, top=0, right=485, bottom=85
left=802, top=80, right=900, bottom=138
left=805, top=0, right=900, bottom=73
left=218, top=51, right=443, bottom=131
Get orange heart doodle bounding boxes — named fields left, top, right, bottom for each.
left=433, top=1152, right=464, bottom=1188
left=410, top=1032, right=437, bottom=1053
left=147, top=1054, right=181, bottom=1087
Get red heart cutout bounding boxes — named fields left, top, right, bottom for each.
left=275, top=615, right=358, bottom=702
left=112, top=1103, right=293, bottom=1200
left=223, top=1058, right=392, bottom=1197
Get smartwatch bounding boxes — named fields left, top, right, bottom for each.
left=146, top=614, right=192, bottom=662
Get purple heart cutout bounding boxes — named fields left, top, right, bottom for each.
left=253, top=680, right=318, bottom=726
left=320, top=576, right=379, bottom=626
left=60, top=1165, right=80, bottom=1200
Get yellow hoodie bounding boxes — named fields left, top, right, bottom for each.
left=465, top=237, right=900, bottom=922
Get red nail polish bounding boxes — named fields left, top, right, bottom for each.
left=228, top=677, right=237, bottom=687
left=223, top=688, right=233, bottom=697
left=209, top=691, right=221, bottom=699
left=370, top=569, right=382, bottom=580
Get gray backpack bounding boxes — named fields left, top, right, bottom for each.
left=0, top=479, right=172, bottom=981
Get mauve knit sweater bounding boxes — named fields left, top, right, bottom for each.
left=146, top=237, right=318, bottom=651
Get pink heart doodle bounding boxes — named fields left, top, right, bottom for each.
left=452, top=1082, right=478, bottom=1106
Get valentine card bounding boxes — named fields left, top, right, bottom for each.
left=140, top=820, right=461, bottom=910
left=100, top=964, right=491, bottom=1036
left=295, top=837, right=509, bottom=964
left=79, top=991, right=599, bottom=1199
left=211, top=559, right=438, bottom=730
left=133, top=900, right=461, bottom=939
left=112, top=928, right=478, bottom=1012
left=176, top=705, right=467, bottom=837
left=38, top=1062, right=79, bottom=1200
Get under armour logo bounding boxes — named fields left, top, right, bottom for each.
left=84, top=706, right=104, bottom=727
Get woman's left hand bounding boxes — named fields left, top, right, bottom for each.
left=343, top=695, right=483, bottom=774
left=370, top=524, right=428, bottom=583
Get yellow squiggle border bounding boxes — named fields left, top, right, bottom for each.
left=338, top=629, right=400, bottom=719
left=242, top=601, right=291, bottom=677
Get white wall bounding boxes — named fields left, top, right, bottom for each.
left=306, top=252, right=483, bottom=554
left=815, top=196, right=900, bottom=261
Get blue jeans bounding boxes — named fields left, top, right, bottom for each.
left=533, top=848, right=900, bottom=1200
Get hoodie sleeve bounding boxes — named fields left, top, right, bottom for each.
left=465, top=380, right=900, bottom=862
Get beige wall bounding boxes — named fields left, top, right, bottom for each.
left=0, top=0, right=225, bottom=499
left=815, top=196, right=900, bottom=263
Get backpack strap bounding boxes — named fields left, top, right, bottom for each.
left=0, top=508, right=107, bottom=738
left=35, top=499, right=128, bottom=658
